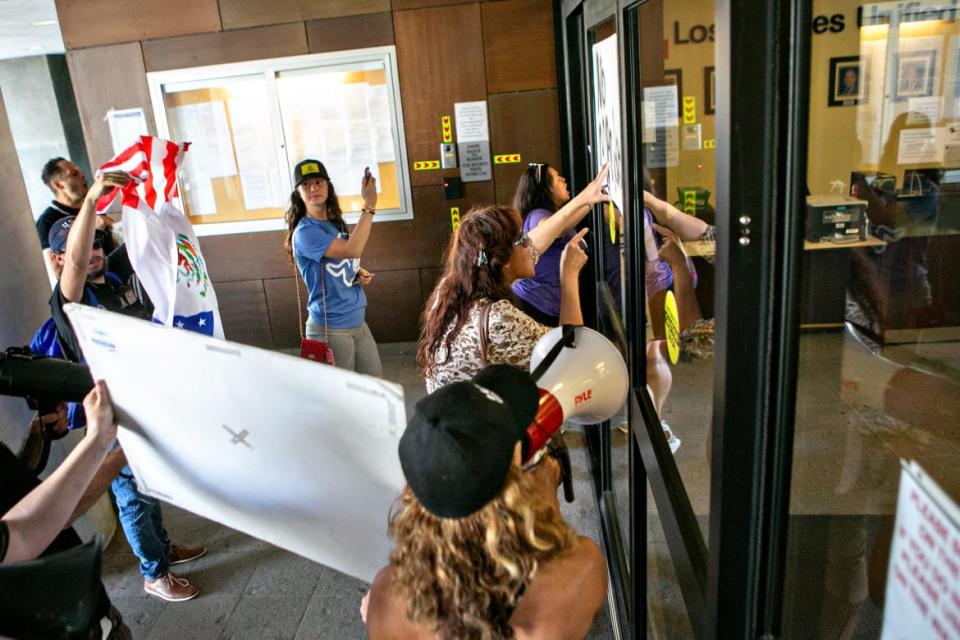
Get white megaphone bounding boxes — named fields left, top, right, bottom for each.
left=522, top=326, right=629, bottom=463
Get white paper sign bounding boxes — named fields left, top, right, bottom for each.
left=228, top=98, right=283, bottom=210
left=65, top=305, right=407, bottom=582
left=881, top=461, right=960, bottom=640
left=107, top=108, right=149, bottom=156
left=642, top=85, right=680, bottom=137
left=897, top=127, right=945, bottom=164
left=592, top=34, right=623, bottom=210
left=906, top=96, right=942, bottom=125
left=454, top=101, right=490, bottom=143
left=169, top=102, right=237, bottom=179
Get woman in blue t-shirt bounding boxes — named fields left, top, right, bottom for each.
left=510, top=162, right=577, bottom=326
left=283, top=159, right=382, bottom=376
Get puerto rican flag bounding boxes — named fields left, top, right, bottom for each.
left=96, top=136, right=224, bottom=339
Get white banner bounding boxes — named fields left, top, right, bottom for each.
left=66, top=304, right=407, bottom=582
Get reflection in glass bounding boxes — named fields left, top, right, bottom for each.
left=162, top=75, right=286, bottom=224
left=789, top=4, right=960, bottom=637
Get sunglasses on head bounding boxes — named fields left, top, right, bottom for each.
left=513, top=231, right=531, bottom=248
left=528, top=162, right=545, bottom=183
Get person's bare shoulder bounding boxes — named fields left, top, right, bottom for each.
left=366, top=567, right=436, bottom=640
left=513, top=536, right=608, bottom=640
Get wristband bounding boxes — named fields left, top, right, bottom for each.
left=361, top=207, right=376, bottom=216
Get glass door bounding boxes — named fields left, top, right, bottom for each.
left=783, top=3, right=960, bottom=638
left=561, top=0, right=817, bottom=638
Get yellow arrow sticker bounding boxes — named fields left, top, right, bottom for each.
left=493, top=154, right=522, bottom=164
left=450, top=206, right=461, bottom=231
left=664, top=290, right=680, bottom=364
left=682, top=96, right=697, bottom=124
left=441, top=116, right=452, bottom=143
left=703, top=139, right=716, bottom=149
left=413, top=160, right=440, bottom=171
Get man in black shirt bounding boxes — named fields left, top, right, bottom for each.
left=37, top=157, right=117, bottom=282
left=50, top=171, right=206, bottom=603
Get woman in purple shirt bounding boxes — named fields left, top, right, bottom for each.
left=511, top=162, right=578, bottom=326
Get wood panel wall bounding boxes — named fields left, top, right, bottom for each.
left=56, top=0, right=561, bottom=348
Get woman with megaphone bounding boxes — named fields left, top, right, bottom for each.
left=417, top=166, right=609, bottom=392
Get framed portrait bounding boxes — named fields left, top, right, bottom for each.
left=828, top=55, right=868, bottom=106
left=704, top=66, right=716, bottom=115
left=894, top=50, right=936, bottom=101
left=663, top=68, right=683, bottom=99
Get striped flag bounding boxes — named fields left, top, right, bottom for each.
left=96, top=136, right=224, bottom=339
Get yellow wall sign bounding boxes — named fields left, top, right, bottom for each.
left=664, top=290, right=680, bottom=365
left=450, top=206, right=461, bottom=231
left=682, top=96, right=697, bottom=124
left=413, top=160, right=440, bottom=171
left=493, top=154, right=522, bottom=164
left=441, top=116, right=452, bottom=143
left=703, top=139, right=716, bottom=149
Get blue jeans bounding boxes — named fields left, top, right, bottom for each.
left=111, top=466, right=170, bottom=580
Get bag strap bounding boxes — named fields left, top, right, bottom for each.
left=320, top=267, right=329, bottom=343
left=293, top=261, right=306, bottom=341
left=478, top=300, right=492, bottom=365
left=293, top=259, right=329, bottom=343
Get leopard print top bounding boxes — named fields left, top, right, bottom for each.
left=425, top=298, right=552, bottom=393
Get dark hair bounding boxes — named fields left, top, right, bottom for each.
left=41, top=157, right=67, bottom=189
left=416, top=205, right=520, bottom=374
left=282, top=178, right=345, bottom=262
left=513, top=163, right=559, bottom=218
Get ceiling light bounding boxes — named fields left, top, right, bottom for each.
left=32, top=20, right=59, bottom=27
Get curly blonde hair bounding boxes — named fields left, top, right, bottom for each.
left=388, top=466, right=578, bottom=639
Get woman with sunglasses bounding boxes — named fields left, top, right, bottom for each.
left=510, top=162, right=579, bottom=326
left=417, top=166, right=609, bottom=392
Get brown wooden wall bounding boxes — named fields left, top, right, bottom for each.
left=56, top=0, right=562, bottom=347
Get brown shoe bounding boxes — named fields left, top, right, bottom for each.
left=167, top=543, right=207, bottom=565
left=144, top=572, right=199, bottom=602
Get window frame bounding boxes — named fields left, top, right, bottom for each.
left=147, top=46, right=413, bottom=237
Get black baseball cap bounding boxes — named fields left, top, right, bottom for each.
left=399, top=365, right=540, bottom=519
left=292, top=159, right=330, bottom=189
left=48, top=216, right=107, bottom=254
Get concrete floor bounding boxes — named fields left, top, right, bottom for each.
left=100, top=343, right=615, bottom=639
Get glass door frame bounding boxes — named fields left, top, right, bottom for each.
left=556, top=0, right=812, bottom=637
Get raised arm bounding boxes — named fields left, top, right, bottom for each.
left=558, top=228, right=589, bottom=326
left=323, top=169, right=378, bottom=260
left=528, top=165, right=610, bottom=253
left=2, top=381, right=117, bottom=563
left=59, top=172, right=129, bottom=302
left=643, top=190, right=709, bottom=242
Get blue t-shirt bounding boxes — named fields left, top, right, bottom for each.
left=292, top=217, right=367, bottom=329
left=511, top=208, right=575, bottom=317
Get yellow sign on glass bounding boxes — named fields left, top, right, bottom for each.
left=608, top=200, right=616, bottom=244
left=664, top=290, right=680, bottom=365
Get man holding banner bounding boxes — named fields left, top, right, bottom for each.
left=49, top=140, right=214, bottom=602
